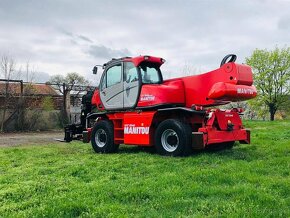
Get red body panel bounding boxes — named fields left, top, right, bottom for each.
left=135, top=62, right=257, bottom=108
left=197, top=109, right=250, bottom=146
left=180, top=63, right=256, bottom=107
left=124, top=56, right=165, bottom=67
left=208, top=82, right=257, bottom=101
left=137, top=79, right=185, bottom=107
left=123, top=112, right=156, bottom=145
left=91, top=89, right=106, bottom=111
left=199, top=128, right=250, bottom=144
left=105, top=111, right=156, bottom=146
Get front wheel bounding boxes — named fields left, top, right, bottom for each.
left=155, top=119, right=192, bottom=156
left=91, top=120, right=119, bottom=153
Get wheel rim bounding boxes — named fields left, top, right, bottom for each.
left=161, top=129, right=179, bottom=152
left=95, top=129, right=107, bottom=148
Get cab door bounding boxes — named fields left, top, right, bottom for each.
left=99, top=63, right=123, bottom=110
left=123, top=62, right=141, bottom=109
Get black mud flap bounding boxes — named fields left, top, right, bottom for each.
left=82, top=131, right=90, bottom=143
left=192, top=132, right=205, bottom=149
left=239, top=130, right=250, bottom=144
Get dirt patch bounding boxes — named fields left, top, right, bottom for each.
left=0, top=131, right=64, bottom=147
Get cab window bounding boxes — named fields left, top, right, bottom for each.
left=139, top=64, right=161, bottom=84
left=101, top=64, right=122, bottom=90
left=124, top=62, right=138, bottom=83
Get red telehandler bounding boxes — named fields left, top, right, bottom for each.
left=64, top=54, right=257, bottom=156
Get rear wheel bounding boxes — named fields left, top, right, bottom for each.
left=91, top=120, right=119, bottom=153
left=155, top=119, right=192, bottom=156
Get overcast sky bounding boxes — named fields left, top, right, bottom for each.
left=0, top=0, right=289, bottom=84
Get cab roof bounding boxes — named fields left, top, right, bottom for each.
left=103, top=55, right=165, bottom=68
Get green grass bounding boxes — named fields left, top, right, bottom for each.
left=0, top=121, right=289, bottom=217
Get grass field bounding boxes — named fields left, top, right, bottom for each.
left=0, top=121, right=289, bottom=217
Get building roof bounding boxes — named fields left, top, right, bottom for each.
left=0, top=82, right=59, bottom=96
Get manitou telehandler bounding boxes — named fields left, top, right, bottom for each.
left=64, top=54, right=257, bottom=156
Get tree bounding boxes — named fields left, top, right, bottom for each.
left=0, top=55, right=17, bottom=132
left=0, top=55, right=41, bottom=132
left=48, top=72, right=89, bottom=124
left=246, top=47, right=290, bottom=121
left=247, top=98, right=268, bottom=120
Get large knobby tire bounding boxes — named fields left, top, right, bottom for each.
left=91, top=120, right=119, bottom=153
left=155, top=119, right=192, bottom=156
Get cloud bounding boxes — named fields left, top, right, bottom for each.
left=78, top=35, right=93, bottom=43
left=87, top=45, right=131, bottom=59
left=278, top=15, right=290, bottom=32
left=0, top=0, right=289, bottom=83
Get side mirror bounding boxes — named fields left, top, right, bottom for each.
left=92, top=66, right=98, bottom=74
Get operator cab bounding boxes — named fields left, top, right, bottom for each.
left=96, top=56, right=164, bottom=110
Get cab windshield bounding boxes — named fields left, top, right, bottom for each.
left=139, top=63, right=162, bottom=84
